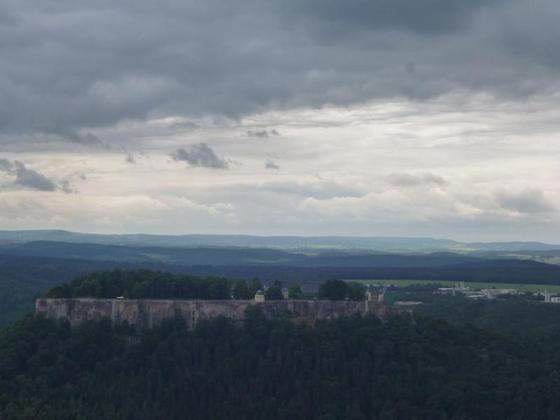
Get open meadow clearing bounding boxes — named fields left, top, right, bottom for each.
left=349, top=279, right=560, bottom=293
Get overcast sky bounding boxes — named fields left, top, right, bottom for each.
left=1, top=0, right=560, bottom=241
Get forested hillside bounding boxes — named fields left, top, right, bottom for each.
left=0, top=255, right=131, bottom=324
left=2, top=311, right=560, bottom=419
left=388, top=286, right=560, bottom=339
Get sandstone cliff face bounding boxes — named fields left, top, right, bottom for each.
left=35, top=298, right=391, bottom=329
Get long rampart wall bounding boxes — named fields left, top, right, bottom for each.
left=35, top=298, right=392, bottom=329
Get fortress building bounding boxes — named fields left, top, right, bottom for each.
left=35, top=297, right=401, bottom=330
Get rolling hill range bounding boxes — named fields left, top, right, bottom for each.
left=0, top=241, right=481, bottom=267
left=1, top=230, right=560, bottom=253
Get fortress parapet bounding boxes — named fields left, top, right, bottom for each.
left=35, top=298, right=396, bottom=329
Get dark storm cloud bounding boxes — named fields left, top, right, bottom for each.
left=284, top=0, right=507, bottom=35
left=59, top=179, right=77, bottom=194
left=1, top=0, right=558, bottom=149
left=13, top=162, right=57, bottom=191
left=0, top=159, right=62, bottom=191
left=265, top=160, right=280, bottom=170
left=0, top=159, right=13, bottom=172
left=0, top=8, right=16, bottom=25
left=125, top=153, right=136, bottom=164
left=495, top=188, right=555, bottom=214
left=172, top=143, right=229, bottom=169
left=245, top=130, right=280, bottom=139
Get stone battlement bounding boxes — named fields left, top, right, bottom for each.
left=35, top=298, right=394, bottom=329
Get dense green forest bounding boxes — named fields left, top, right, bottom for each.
left=387, top=285, right=560, bottom=339
left=6, top=272, right=560, bottom=418
left=45, top=270, right=367, bottom=301
left=319, top=279, right=366, bottom=300
left=0, top=255, right=136, bottom=325
left=46, top=270, right=233, bottom=300
left=3, top=310, right=560, bottom=419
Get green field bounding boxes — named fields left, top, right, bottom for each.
left=348, top=279, right=560, bottom=293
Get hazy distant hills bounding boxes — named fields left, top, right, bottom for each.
left=0, top=230, right=457, bottom=251
left=1, top=230, right=560, bottom=253
left=0, top=241, right=480, bottom=267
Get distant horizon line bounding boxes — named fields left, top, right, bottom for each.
left=1, top=228, right=559, bottom=246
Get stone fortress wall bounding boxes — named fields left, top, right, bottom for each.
left=35, top=298, right=395, bottom=329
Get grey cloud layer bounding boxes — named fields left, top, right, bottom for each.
left=386, top=173, right=447, bottom=188
left=172, top=143, right=228, bottom=169
left=1, top=0, right=559, bottom=240
left=284, top=0, right=507, bottom=35
left=258, top=180, right=364, bottom=200
left=1, top=0, right=559, bottom=147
